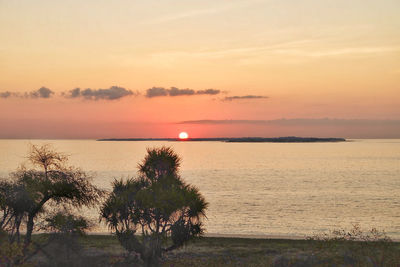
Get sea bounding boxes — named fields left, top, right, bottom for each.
left=0, top=139, right=399, bottom=239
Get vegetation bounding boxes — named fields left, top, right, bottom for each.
left=14, top=234, right=398, bottom=267
left=307, top=224, right=398, bottom=266
left=0, top=144, right=104, bottom=265
left=101, top=147, right=208, bottom=266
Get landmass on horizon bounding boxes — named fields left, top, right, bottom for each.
left=97, top=136, right=346, bottom=142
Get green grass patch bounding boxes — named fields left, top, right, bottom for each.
left=23, top=234, right=400, bottom=266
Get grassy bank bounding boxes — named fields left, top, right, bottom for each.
left=27, top=234, right=400, bottom=266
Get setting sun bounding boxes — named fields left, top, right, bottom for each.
left=179, top=132, right=189, bottom=139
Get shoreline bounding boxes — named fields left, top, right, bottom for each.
left=86, top=232, right=304, bottom=239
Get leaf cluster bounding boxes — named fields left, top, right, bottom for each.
left=101, top=146, right=208, bottom=264
left=0, top=144, right=104, bottom=264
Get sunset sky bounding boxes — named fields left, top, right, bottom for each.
left=1, top=0, right=399, bottom=138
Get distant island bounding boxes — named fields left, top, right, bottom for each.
left=97, top=136, right=346, bottom=143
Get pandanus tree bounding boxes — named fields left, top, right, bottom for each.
left=101, top=146, right=208, bottom=266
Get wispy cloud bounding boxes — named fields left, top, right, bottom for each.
left=148, top=42, right=400, bottom=64
left=145, top=87, right=221, bottom=98
left=272, top=46, right=400, bottom=58
left=178, top=118, right=400, bottom=126
left=223, top=95, right=268, bottom=101
left=178, top=120, right=267, bottom=125
left=63, top=86, right=136, bottom=100
left=175, top=119, right=400, bottom=138
left=144, top=7, right=221, bottom=25
left=142, top=0, right=264, bottom=24
left=0, top=87, right=54, bottom=99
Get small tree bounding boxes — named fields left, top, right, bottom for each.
left=0, top=144, right=104, bottom=247
left=101, top=147, right=208, bottom=266
left=41, top=210, right=91, bottom=264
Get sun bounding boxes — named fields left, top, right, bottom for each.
left=179, top=132, right=189, bottom=139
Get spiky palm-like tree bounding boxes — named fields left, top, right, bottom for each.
left=101, top=146, right=208, bottom=266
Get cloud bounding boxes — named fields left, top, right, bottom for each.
left=197, top=89, right=221, bottom=95
left=169, top=87, right=195, bottom=96
left=0, top=87, right=54, bottom=99
left=147, top=42, right=400, bottom=68
left=1, top=86, right=221, bottom=100
left=178, top=120, right=267, bottom=125
left=1, top=85, right=225, bottom=101
left=142, top=0, right=264, bottom=25
left=0, top=91, right=13, bottom=98
left=27, top=87, right=54, bottom=98
left=223, top=95, right=268, bottom=101
left=145, top=87, right=221, bottom=98
left=177, top=118, right=400, bottom=126
left=146, top=87, right=169, bottom=98
left=175, top=119, right=400, bottom=138
left=68, top=88, right=81, bottom=98
left=64, top=86, right=135, bottom=100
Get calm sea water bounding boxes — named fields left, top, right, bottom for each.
left=0, top=139, right=399, bottom=239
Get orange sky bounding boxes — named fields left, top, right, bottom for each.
left=0, top=0, right=399, bottom=138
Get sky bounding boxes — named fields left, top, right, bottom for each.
left=0, top=0, right=399, bottom=138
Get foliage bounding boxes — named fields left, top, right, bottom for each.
left=308, top=224, right=397, bottom=266
left=309, top=223, right=392, bottom=243
left=36, top=211, right=91, bottom=265
left=138, top=146, right=181, bottom=180
left=101, top=146, right=208, bottom=266
left=43, top=211, right=90, bottom=236
left=0, top=144, right=104, bottom=265
left=0, top=230, right=32, bottom=267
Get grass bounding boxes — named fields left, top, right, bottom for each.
left=25, top=234, right=400, bottom=266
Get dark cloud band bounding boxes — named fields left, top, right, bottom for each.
left=223, top=95, right=268, bottom=101
left=0, top=86, right=134, bottom=101
left=64, top=86, right=135, bottom=100
left=145, top=87, right=221, bottom=98
left=0, top=87, right=54, bottom=99
left=2, top=86, right=264, bottom=102
left=196, top=89, right=220, bottom=95
left=177, top=118, right=400, bottom=126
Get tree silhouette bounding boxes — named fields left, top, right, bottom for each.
left=0, top=144, right=104, bottom=246
left=101, top=146, right=208, bottom=266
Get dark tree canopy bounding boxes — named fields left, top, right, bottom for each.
left=101, top=146, right=208, bottom=266
left=0, top=144, right=104, bottom=246
left=138, top=146, right=182, bottom=180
